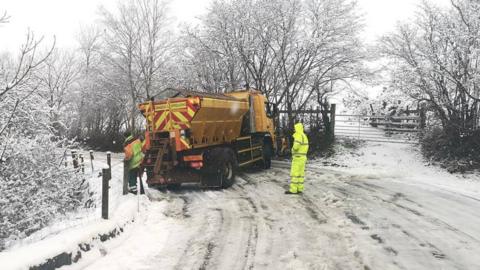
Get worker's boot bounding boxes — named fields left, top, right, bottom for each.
left=129, top=186, right=137, bottom=194
left=284, top=190, right=297, bottom=195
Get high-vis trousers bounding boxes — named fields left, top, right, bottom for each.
left=128, top=167, right=140, bottom=188
left=290, top=156, right=306, bottom=193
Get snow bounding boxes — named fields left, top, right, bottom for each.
left=2, top=142, right=480, bottom=270
left=0, top=195, right=139, bottom=270
left=0, top=150, right=140, bottom=270
left=319, top=140, right=480, bottom=197
left=71, top=141, right=479, bottom=270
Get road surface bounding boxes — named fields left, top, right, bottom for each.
left=71, top=142, right=480, bottom=270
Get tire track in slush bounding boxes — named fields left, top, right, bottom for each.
left=337, top=176, right=480, bottom=244
left=170, top=176, right=260, bottom=270
left=173, top=208, right=223, bottom=270
left=305, top=166, right=474, bottom=269
left=273, top=165, right=457, bottom=267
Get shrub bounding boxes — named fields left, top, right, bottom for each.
left=420, top=127, right=480, bottom=173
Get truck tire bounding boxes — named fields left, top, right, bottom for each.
left=203, top=148, right=236, bottom=188
left=220, top=148, right=237, bottom=188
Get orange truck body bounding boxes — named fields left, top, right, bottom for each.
left=138, top=89, right=276, bottom=188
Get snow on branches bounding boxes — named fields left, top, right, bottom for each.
left=0, top=20, right=91, bottom=251
left=380, top=0, right=480, bottom=136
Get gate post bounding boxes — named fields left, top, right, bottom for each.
left=420, top=103, right=426, bottom=129
left=330, top=104, right=336, bottom=139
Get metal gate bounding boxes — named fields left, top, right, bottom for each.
left=334, top=114, right=423, bottom=144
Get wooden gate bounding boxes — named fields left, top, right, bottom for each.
left=334, top=108, right=425, bottom=144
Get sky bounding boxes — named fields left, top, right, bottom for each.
left=0, top=0, right=453, bottom=53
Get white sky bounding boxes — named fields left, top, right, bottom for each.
left=0, top=0, right=452, bottom=52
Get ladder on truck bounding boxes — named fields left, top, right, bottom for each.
left=144, top=136, right=173, bottom=177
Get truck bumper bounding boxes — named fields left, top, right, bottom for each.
left=146, top=169, right=202, bottom=186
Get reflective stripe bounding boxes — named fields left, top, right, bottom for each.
left=294, top=140, right=309, bottom=145
left=124, top=135, right=134, bottom=144
left=293, top=153, right=307, bottom=156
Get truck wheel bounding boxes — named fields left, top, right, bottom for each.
left=204, top=148, right=236, bottom=188
left=219, top=148, right=236, bottom=188
left=262, top=143, right=272, bottom=169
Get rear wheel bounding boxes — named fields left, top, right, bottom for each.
left=203, top=147, right=237, bottom=188
left=220, top=149, right=236, bottom=188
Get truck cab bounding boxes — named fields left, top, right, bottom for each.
left=226, top=90, right=276, bottom=141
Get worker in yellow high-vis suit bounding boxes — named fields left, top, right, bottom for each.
left=285, top=123, right=309, bottom=194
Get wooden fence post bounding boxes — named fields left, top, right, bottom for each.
left=71, top=150, right=78, bottom=169
left=102, top=168, right=111, bottom=219
left=123, top=159, right=129, bottom=195
left=79, top=154, right=84, bottom=174
left=89, top=150, right=94, bottom=173
left=330, top=104, right=336, bottom=139
left=107, top=151, right=111, bottom=171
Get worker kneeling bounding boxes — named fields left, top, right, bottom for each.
left=285, top=123, right=309, bottom=194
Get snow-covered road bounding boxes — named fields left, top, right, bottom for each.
left=65, top=142, right=480, bottom=270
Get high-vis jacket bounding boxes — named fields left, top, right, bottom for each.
left=124, top=135, right=145, bottom=170
left=291, top=123, right=309, bottom=158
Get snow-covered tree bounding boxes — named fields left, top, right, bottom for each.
left=380, top=0, right=480, bottom=138
left=98, top=0, right=174, bottom=132
left=181, top=0, right=366, bottom=129
left=0, top=16, right=90, bottom=251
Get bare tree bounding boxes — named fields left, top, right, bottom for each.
left=0, top=31, right=55, bottom=99
left=380, top=0, right=480, bottom=137
left=0, top=11, right=9, bottom=25
left=0, top=28, right=55, bottom=143
left=99, top=0, right=173, bottom=132
left=184, top=0, right=365, bottom=129
left=36, top=49, right=79, bottom=135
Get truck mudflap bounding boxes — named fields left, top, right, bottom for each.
left=146, top=169, right=202, bottom=186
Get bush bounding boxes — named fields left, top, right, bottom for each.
left=0, top=82, right=92, bottom=251
left=306, top=130, right=335, bottom=158
left=420, top=127, right=480, bottom=173
left=0, top=136, right=91, bottom=251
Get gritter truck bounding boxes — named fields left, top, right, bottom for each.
left=138, top=89, right=277, bottom=188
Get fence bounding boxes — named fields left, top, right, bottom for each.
left=334, top=107, right=425, bottom=144
left=275, top=104, right=426, bottom=144
left=67, top=150, right=114, bottom=219
left=277, top=104, right=336, bottom=135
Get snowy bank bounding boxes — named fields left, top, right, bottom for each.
left=0, top=151, right=145, bottom=270
left=0, top=194, right=142, bottom=270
